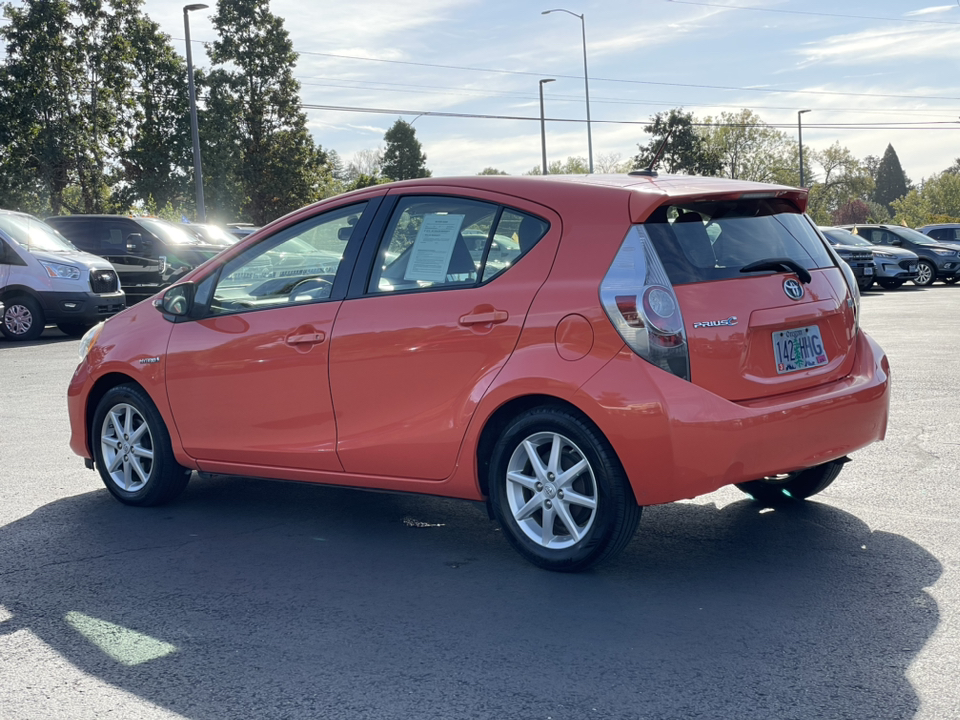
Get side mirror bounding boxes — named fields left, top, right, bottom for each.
left=158, top=282, right=195, bottom=318
left=126, top=233, right=144, bottom=254
left=337, top=226, right=353, bottom=241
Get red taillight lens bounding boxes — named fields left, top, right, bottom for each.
left=601, top=226, right=690, bottom=380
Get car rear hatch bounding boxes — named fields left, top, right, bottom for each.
left=603, top=195, right=858, bottom=403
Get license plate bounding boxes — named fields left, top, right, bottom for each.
left=773, top=325, right=829, bottom=374
left=864, top=267, right=874, bottom=275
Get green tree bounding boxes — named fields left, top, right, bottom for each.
left=891, top=172, right=960, bottom=226
left=701, top=109, right=796, bottom=183
left=805, top=143, right=874, bottom=224
left=873, top=144, right=909, bottom=212
left=525, top=156, right=589, bottom=175
left=114, top=14, right=192, bottom=212
left=632, top=108, right=722, bottom=176
left=204, top=0, right=329, bottom=224
left=381, top=119, right=430, bottom=181
left=478, top=167, right=508, bottom=175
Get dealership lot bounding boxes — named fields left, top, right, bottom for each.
left=1, top=285, right=958, bottom=719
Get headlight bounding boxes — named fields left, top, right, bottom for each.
left=39, top=260, right=81, bottom=280
left=873, top=251, right=896, bottom=259
left=931, top=248, right=957, bottom=256
left=78, top=322, right=105, bottom=361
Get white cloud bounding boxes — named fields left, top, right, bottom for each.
left=904, top=5, right=957, bottom=16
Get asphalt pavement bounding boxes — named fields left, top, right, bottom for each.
left=1, top=284, right=958, bottom=720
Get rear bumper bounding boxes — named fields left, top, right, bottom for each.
left=574, top=330, right=889, bottom=506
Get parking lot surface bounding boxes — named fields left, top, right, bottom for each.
left=1, top=285, right=958, bottom=719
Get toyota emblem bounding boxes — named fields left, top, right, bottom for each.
left=783, top=278, right=804, bottom=300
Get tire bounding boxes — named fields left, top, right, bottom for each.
left=1, top=295, right=45, bottom=341
left=735, top=459, right=845, bottom=504
left=913, top=260, right=936, bottom=286
left=878, top=279, right=903, bottom=290
left=944, top=276, right=960, bottom=286
left=57, top=322, right=93, bottom=338
left=857, top=277, right=874, bottom=291
left=91, top=384, right=191, bottom=506
left=488, top=407, right=641, bottom=572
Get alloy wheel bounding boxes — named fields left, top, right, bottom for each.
left=505, top=432, right=598, bottom=549
left=915, top=262, right=934, bottom=286
left=100, top=403, right=155, bottom=492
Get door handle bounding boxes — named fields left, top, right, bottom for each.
left=286, top=331, right=326, bottom=345
left=459, top=310, right=508, bottom=325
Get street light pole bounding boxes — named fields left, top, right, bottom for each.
left=184, top=4, right=208, bottom=223
left=798, top=109, right=811, bottom=188
left=542, top=9, right=593, bottom=173
left=539, top=79, right=556, bottom=175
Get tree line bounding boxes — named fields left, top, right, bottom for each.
left=1, top=1, right=955, bottom=227
left=0, top=0, right=430, bottom=225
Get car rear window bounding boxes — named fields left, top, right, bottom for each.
left=641, top=199, right=833, bottom=285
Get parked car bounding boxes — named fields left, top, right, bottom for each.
left=837, top=224, right=960, bottom=286
left=1, top=210, right=125, bottom=340
left=45, top=215, right=223, bottom=305
left=68, top=175, right=889, bottom=571
left=819, top=226, right=918, bottom=290
left=178, top=222, right=238, bottom=247
left=225, top=223, right=260, bottom=240
left=815, top=226, right=876, bottom=290
left=915, top=225, right=960, bottom=282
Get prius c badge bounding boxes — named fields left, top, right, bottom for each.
left=692, top=316, right=738, bottom=329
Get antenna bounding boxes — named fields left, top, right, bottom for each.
left=629, top=125, right=676, bottom=177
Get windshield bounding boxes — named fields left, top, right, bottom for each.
left=894, top=226, right=955, bottom=246
left=0, top=214, right=78, bottom=253
left=821, top=227, right=872, bottom=247
left=136, top=218, right=200, bottom=245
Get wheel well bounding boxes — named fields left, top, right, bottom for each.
left=475, top=395, right=604, bottom=497
left=85, top=373, right=143, bottom=447
left=0, top=286, right=41, bottom=306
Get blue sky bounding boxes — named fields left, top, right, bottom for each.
left=67, top=1, right=960, bottom=181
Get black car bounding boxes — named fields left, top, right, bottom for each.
left=837, top=224, right=960, bottom=287
left=816, top=229, right=876, bottom=291
left=46, top=215, right=223, bottom=304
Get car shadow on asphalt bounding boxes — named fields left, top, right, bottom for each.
left=0, top=475, right=940, bottom=720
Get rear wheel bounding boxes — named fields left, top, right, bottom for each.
left=878, top=279, right=903, bottom=290
left=914, top=260, right=936, bottom=286
left=91, top=384, right=191, bottom=506
left=735, top=459, right=845, bottom=504
left=1, top=295, right=45, bottom=341
left=488, top=407, right=641, bottom=572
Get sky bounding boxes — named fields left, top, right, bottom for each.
left=24, top=0, right=960, bottom=182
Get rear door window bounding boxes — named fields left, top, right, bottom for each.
left=367, top=196, right=548, bottom=293
left=642, top=199, right=833, bottom=285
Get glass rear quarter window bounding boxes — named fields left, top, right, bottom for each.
left=642, top=199, right=833, bottom=285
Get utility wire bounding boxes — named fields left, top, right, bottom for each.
left=662, top=0, right=960, bottom=26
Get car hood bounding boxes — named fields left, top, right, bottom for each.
left=29, top=247, right=116, bottom=271
left=870, top=245, right=918, bottom=260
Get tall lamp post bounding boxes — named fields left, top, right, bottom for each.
left=542, top=8, right=593, bottom=173
left=798, top=109, right=811, bottom=188
left=539, top=78, right=556, bottom=175
left=184, top=3, right=208, bottom=223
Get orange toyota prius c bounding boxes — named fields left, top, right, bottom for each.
left=68, top=174, right=889, bottom=571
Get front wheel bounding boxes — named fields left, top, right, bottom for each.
left=1, top=295, right=45, bottom=340
left=735, top=459, right=846, bottom=504
left=91, top=384, right=191, bottom=506
left=857, top=277, right=874, bottom=291
left=944, top=276, right=960, bottom=285
left=913, top=260, right=936, bottom=286
left=488, top=407, right=641, bottom=572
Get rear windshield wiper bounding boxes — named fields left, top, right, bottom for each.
left=739, top=258, right=812, bottom=284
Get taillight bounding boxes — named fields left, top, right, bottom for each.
left=600, top=226, right=690, bottom=380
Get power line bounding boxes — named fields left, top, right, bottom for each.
left=662, top=0, right=960, bottom=26
left=300, top=102, right=960, bottom=130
